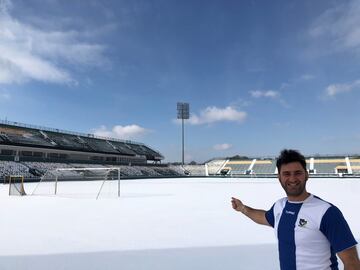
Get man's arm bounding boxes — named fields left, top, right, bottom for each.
left=231, top=197, right=271, bottom=226
left=337, top=246, right=360, bottom=270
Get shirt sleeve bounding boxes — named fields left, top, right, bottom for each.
left=319, top=205, right=358, bottom=253
left=265, top=203, right=275, bottom=227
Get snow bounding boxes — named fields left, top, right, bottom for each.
left=1, top=177, right=359, bottom=270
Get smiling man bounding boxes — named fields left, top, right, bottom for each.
left=231, top=149, right=359, bottom=270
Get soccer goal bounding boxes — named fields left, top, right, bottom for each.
left=31, top=167, right=121, bottom=199
left=8, top=175, right=26, bottom=196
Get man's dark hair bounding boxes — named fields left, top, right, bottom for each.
left=276, top=149, right=306, bottom=172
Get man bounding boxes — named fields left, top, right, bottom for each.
left=231, top=149, right=359, bottom=270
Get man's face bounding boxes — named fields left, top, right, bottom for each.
left=278, top=161, right=308, bottom=200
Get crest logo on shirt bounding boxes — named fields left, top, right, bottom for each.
left=298, top=218, right=307, bottom=227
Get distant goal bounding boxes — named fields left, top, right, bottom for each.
left=31, top=167, right=121, bottom=199
left=8, top=175, right=26, bottom=196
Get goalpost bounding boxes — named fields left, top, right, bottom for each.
left=31, top=167, right=121, bottom=199
left=8, top=175, right=26, bottom=196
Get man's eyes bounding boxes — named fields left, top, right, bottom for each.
left=282, top=171, right=303, bottom=176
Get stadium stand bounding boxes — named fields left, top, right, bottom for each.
left=224, top=160, right=252, bottom=175
left=0, top=161, right=33, bottom=179
left=153, top=166, right=184, bottom=177
left=125, top=143, right=164, bottom=161
left=349, top=158, right=360, bottom=174
left=1, top=121, right=360, bottom=181
left=313, top=158, right=347, bottom=174
left=206, top=159, right=227, bottom=175
left=0, top=121, right=161, bottom=164
left=182, top=165, right=206, bottom=176
left=0, top=125, right=54, bottom=147
left=0, top=121, right=171, bottom=181
left=44, top=131, right=94, bottom=152
left=210, top=156, right=359, bottom=178
left=108, top=141, right=138, bottom=156
left=168, top=165, right=188, bottom=175
left=23, top=162, right=73, bottom=177
left=77, top=137, right=119, bottom=154
left=0, top=160, right=186, bottom=181
left=251, top=160, right=277, bottom=175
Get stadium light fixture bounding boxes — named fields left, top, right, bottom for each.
left=177, top=102, right=189, bottom=165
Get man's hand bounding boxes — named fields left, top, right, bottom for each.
left=231, top=197, right=246, bottom=213
left=231, top=197, right=270, bottom=226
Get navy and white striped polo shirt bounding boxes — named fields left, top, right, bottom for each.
left=265, top=194, right=357, bottom=270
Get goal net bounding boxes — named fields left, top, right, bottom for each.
left=9, top=175, right=26, bottom=196
left=31, top=167, right=121, bottom=199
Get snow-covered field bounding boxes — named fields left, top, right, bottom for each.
left=1, top=177, right=359, bottom=270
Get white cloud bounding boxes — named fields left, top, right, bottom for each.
left=0, top=0, right=108, bottom=85
left=309, top=0, right=360, bottom=54
left=0, top=46, right=72, bottom=84
left=249, top=89, right=290, bottom=108
left=213, top=143, right=232, bottom=151
left=250, top=90, right=279, bottom=98
left=186, top=106, right=247, bottom=125
left=325, top=79, right=360, bottom=97
left=92, top=125, right=150, bottom=140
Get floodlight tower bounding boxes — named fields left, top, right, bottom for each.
left=177, top=102, right=189, bottom=165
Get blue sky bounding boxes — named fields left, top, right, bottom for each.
left=1, top=0, right=360, bottom=162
